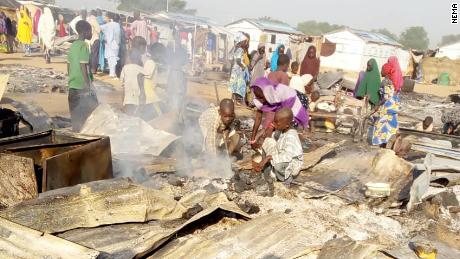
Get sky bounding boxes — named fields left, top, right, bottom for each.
left=57, top=0, right=458, bottom=47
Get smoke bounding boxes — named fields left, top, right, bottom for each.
left=82, top=43, right=236, bottom=181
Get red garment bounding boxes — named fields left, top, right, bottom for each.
left=300, top=46, right=320, bottom=77
left=382, top=63, right=392, bottom=77
left=33, top=9, right=41, bottom=36
left=151, top=31, right=159, bottom=43
left=180, top=31, right=188, bottom=40
left=387, top=56, right=403, bottom=92
left=58, top=21, right=67, bottom=37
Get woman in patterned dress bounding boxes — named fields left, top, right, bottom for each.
left=228, top=32, right=250, bottom=105
left=372, top=63, right=400, bottom=146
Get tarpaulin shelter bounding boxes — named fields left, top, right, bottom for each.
left=437, top=41, right=460, bottom=60
left=0, top=0, right=20, bottom=19
left=150, top=11, right=235, bottom=65
left=225, top=18, right=303, bottom=53
left=321, top=28, right=410, bottom=73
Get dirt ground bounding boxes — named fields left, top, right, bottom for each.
left=2, top=53, right=457, bottom=119
left=0, top=53, right=254, bottom=118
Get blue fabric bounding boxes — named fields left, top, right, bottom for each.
left=270, top=45, right=284, bottom=72
left=207, top=33, right=216, bottom=51
left=98, top=32, right=105, bottom=71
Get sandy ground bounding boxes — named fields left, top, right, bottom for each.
left=2, top=52, right=457, bottom=119
left=0, top=53, right=255, bottom=118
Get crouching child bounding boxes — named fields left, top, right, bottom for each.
left=255, top=108, right=304, bottom=187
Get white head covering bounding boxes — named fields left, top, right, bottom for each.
left=37, top=7, right=56, bottom=48
left=289, top=74, right=313, bottom=94
left=235, top=31, right=248, bottom=43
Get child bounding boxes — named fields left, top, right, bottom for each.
left=67, top=20, right=98, bottom=132
left=287, top=61, right=299, bottom=80
left=255, top=108, right=304, bottom=186
left=416, top=116, right=433, bottom=132
left=120, top=52, right=144, bottom=116
left=268, top=54, right=290, bottom=85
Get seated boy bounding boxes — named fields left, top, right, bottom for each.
left=199, top=99, right=241, bottom=157
left=255, top=108, right=304, bottom=186
left=268, top=54, right=290, bottom=85
left=416, top=116, right=433, bottom=132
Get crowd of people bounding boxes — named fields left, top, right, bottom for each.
left=214, top=30, right=408, bottom=185
left=3, top=7, right=451, bottom=186
left=0, top=7, right=162, bottom=67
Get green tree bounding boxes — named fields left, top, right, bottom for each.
left=116, top=0, right=195, bottom=14
left=371, top=28, right=398, bottom=41
left=297, top=20, right=344, bottom=36
left=439, top=34, right=460, bottom=46
left=399, top=26, right=430, bottom=50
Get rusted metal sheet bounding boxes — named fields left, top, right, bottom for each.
left=0, top=130, right=113, bottom=192
left=0, top=217, right=100, bottom=259
left=0, top=154, right=37, bottom=209
left=399, top=127, right=460, bottom=147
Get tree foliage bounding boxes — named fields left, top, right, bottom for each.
left=439, top=34, right=460, bottom=46
left=399, top=26, right=429, bottom=50
left=297, top=20, right=344, bottom=36
left=371, top=28, right=398, bottom=41
left=115, top=0, right=195, bottom=14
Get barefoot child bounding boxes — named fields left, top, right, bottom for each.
left=255, top=108, right=304, bottom=186
left=120, top=52, right=144, bottom=115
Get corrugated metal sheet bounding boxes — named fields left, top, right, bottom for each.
left=0, top=0, right=19, bottom=9
left=227, top=18, right=303, bottom=35
left=349, top=28, right=402, bottom=47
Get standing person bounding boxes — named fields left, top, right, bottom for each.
left=67, top=20, right=98, bottom=132
left=228, top=32, right=250, bottom=105
left=120, top=52, right=144, bottom=115
left=270, top=44, right=285, bottom=72
left=114, top=14, right=126, bottom=78
left=5, top=14, right=15, bottom=53
left=250, top=77, right=309, bottom=148
left=353, top=71, right=366, bottom=97
left=386, top=56, right=403, bottom=93
left=130, top=11, right=149, bottom=44
left=96, top=9, right=104, bottom=25
left=250, top=43, right=266, bottom=85
left=268, top=54, right=290, bottom=85
left=87, top=10, right=101, bottom=73
left=287, top=61, right=299, bottom=80
left=17, top=9, right=33, bottom=56
left=32, top=8, right=41, bottom=36
left=356, top=58, right=382, bottom=106
left=37, top=7, right=55, bottom=63
left=143, top=42, right=165, bottom=119
left=100, top=13, right=121, bottom=78
left=150, top=26, right=160, bottom=44
left=299, top=46, right=320, bottom=93
left=371, top=63, right=400, bottom=146
left=69, top=10, right=87, bottom=35
left=96, top=9, right=105, bottom=73
left=0, top=12, right=6, bottom=44
left=56, top=14, right=68, bottom=37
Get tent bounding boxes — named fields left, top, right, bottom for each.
left=321, top=28, right=410, bottom=73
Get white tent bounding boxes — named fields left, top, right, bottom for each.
left=437, top=41, right=460, bottom=60
left=321, top=28, right=410, bottom=73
